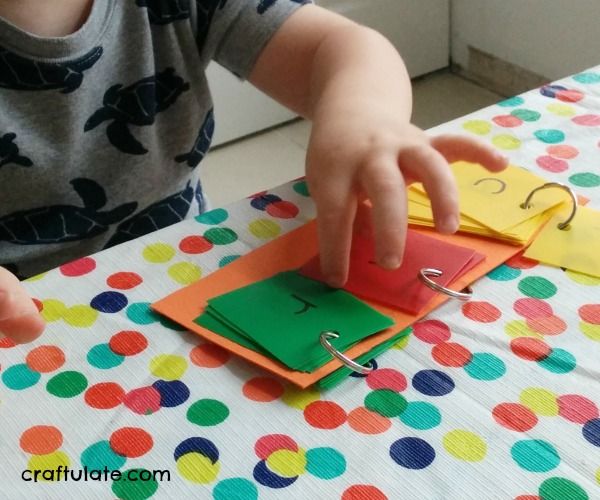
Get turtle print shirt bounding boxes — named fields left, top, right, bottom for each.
left=0, top=0, right=310, bottom=278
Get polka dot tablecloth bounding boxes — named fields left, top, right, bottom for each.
left=3, top=68, right=600, bottom=500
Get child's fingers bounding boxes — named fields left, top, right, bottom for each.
left=360, top=160, right=407, bottom=269
left=0, top=267, right=45, bottom=343
left=0, top=267, right=27, bottom=320
left=0, top=314, right=45, bottom=344
left=313, top=189, right=357, bottom=288
left=400, top=145, right=459, bottom=234
left=430, top=134, right=509, bottom=172
left=0, top=267, right=32, bottom=319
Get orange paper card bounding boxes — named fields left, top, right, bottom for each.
left=152, top=220, right=523, bottom=388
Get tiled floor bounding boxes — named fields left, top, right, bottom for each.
left=201, top=71, right=503, bottom=207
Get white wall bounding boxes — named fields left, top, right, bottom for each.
left=319, top=0, right=449, bottom=77
left=211, top=0, right=449, bottom=145
left=452, top=0, right=600, bottom=80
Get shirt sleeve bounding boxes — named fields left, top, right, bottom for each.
left=192, top=0, right=313, bottom=79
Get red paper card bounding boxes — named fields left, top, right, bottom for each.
left=300, top=230, right=485, bottom=315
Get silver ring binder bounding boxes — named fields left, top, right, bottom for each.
left=319, top=331, right=374, bottom=375
left=418, top=268, right=473, bottom=301
left=520, top=182, right=578, bottom=230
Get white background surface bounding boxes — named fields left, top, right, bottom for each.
left=451, top=0, right=600, bottom=80
left=209, top=0, right=450, bottom=145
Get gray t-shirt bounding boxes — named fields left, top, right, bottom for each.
left=0, top=0, right=309, bottom=278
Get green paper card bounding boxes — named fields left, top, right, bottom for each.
left=195, top=311, right=269, bottom=355
left=206, top=271, right=394, bottom=372
left=198, top=307, right=363, bottom=371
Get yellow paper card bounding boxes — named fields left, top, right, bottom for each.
left=409, top=203, right=546, bottom=244
left=524, top=206, right=600, bottom=277
left=412, top=162, right=568, bottom=233
left=408, top=188, right=557, bottom=245
left=408, top=188, right=434, bottom=207
left=408, top=199, right=483, bottom=231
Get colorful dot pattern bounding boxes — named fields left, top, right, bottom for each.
left=3, top=67, right=600, bottom=499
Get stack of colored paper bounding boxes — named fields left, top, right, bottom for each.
left=153, top=218, right=527, bottom=388
left=408, top=161, right=572, bottom=244
left=301, top=230, right=485, bottom=315
left=195, top=271, right=394, bottom=373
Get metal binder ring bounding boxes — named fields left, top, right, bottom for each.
left=319, top=331, right=374, bottom=375
left=520, top=182, right=578, bottom=230
left=418, top=268, right=473, bottom=301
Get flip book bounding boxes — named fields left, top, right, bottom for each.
left=152, top=220, right=524, bottom=388
left=153, top=162, right=592, bottom=387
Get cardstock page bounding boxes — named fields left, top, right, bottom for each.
left=195, top=312, right=269, bottom=355
left=524, top=205, right=600, bottom=277
left=152, top=220, right=525, bottom=388
left=300, top=230, right=485, bottom=315
left=408, top=195, right=555, bottom=245
left=412, top=162, right=570, bottom=233
left=408, top=183, right=589, bottom=245
left=408, top=199, right=490, bottom=234
left=408, top=187, right=527, bottom=241
left=200, top=271, right=394, bottom=372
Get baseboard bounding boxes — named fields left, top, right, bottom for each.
left=452, top=47, right=549, bottom=97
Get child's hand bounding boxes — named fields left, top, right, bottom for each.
left=248, top=5, right=508, bottom=286
left=0, top=267, right=45, bottom=343
left=306, top=117, right=508, bottom=287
